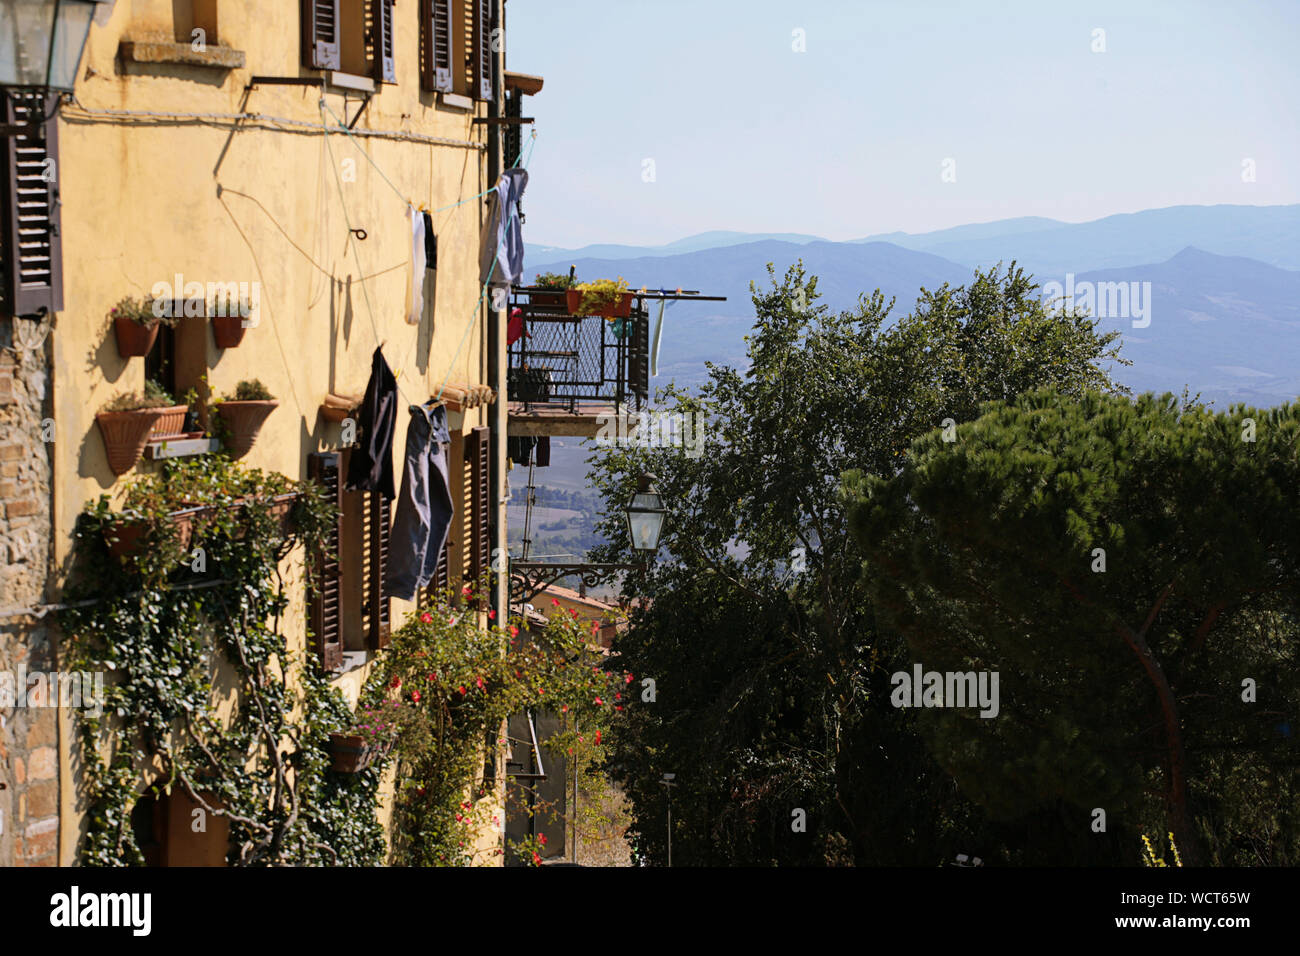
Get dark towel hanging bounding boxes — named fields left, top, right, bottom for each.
left=345, top=346, right=398, bottom=498
left=423, top=211, right=437, bottom=270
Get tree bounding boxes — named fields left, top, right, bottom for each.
left=844, top=389, right=1300, bottom=865
left=593, top=262, right=1127, bottom=864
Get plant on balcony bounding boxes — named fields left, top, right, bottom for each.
left=96, top=381, right=180, bottom=476
left=111, top=296, right=178, bottom=358
left=568, top=276, right=634, bottom=318
left=62, top=455, right=381, bottom=866
left=529, top=270, right=578, bottom=307
left=214, top=379, right=278, bottom=459
left=209, top=294, right=254, bottom=349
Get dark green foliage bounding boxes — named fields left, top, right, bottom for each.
left=592, top=261, right=1127, bottom=864
left=845, top=390, right=1300, bottom=865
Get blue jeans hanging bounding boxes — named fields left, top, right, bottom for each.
left=387, top=402, right=454, bottom=601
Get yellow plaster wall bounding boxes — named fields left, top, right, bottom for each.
left=53, top=0, right=501, bottom=864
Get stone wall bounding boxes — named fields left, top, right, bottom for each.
left=0, top=315, right=57, bottom=866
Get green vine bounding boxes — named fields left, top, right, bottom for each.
left=362, top=587, right=626, bottom=866
left=60, top=455, right=384, bottom=866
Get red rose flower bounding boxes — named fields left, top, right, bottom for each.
left=532, top=851, right=542, bottom=866
left=488, top=610, right=496, bottom=620
left=595, top=730, right=602, bottom=745
left=594, top=697, right=603, bottom=706
left=625, top=673, right=634, bottom=684
left=538, top=833, right=547, bottom=845
left=551, top=598, right=560, bottom=607
left=458, top=685, right=467, bottom=695
left=411, top=690, right=422, bottom=703
left=510, top=626, right=519, bottom=638
left=391, top=677, right=401, bottom=688
left=420, top=612, right=432, bottom=623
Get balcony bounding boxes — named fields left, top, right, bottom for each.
left=506, top=286, right=724, bottom=438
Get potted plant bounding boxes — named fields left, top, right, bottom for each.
left=214, top=379, right=278, bottom=459
left=209, top=295, right=254, bottom=349
left=96, top=386, right=178, bottom=476
left=140, top=380, right=191, bottom=440
left=103, top=504, right=203, bottom=562
left=567, top=277, right=634, bottom=318
left=111, top=296, right=178, bottom=358
left=327, top=706, right=396, bottom=773
left=528, top=270, right=577, bottom=307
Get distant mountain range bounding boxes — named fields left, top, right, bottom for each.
left=528, top=204, right=1300, bottom=409
left=530, top=203, right=1300, bottom=275
left=521, top=203, right=1300, bottom=543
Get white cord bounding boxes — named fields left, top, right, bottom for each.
left=62, top=99, right=485, bottom=151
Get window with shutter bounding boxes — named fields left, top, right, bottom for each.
left=469, top=426, right=491, bottom=592
left=420, top=0, right=454, bottom=92
left=301, top=0, right=342, bottom=70
left=372, top=0, right=396, bottom=83
left=472, top=0, right=493, bottom=101
left=1, top=91, right=62, bottom=318
left=308, top=452, right=345, bottom=671
left=366, top=490, right=392, bottom=648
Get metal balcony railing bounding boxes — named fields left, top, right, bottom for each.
left=507, top=288, right=650, bottom=413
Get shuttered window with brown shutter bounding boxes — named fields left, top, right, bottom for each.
left=471, top=0, right=493, bottom=101
left=373, top=0, right=396, bottom=83
left=365, top=490, right=392, bottom=648
left=308, top=452, right=345, bottom=671
left=469, top=426, right=491, bottom=591
left=1, top=91, right=62, bottom=318
left=302, top=0, right=342, bottom=70
left=420, top=0, right=454, bottom=92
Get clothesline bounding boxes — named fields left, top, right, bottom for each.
left=316, top=95, right=535, bottom=407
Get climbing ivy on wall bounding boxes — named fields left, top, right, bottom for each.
left=60, top=455, right=385, bottom=866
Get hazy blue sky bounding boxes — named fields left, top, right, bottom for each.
left=506, top=0, right=1300, bottom=248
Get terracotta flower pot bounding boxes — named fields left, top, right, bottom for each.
left=212, top=314, right=248, bottom=349
left=216, top=400, right=278, bottom=459
left=326, top=733, right=391, bottom=773
left=104, top=508, right=198, bottom=561
left=566, top=289, right=634, bottom=318
left=96, top=408, right=168, bottom=476
left=527, top=288, right=567, bottom=307
left=113, top=315, right=160, bottom=358
left=148, top=405, right=190, bottom=439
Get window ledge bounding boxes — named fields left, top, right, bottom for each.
left=144, top=436, right=220, bottom=461
left=327, top=71, right=376, bottom=94
left=119, top=40, right=246, bottom=70
left=438, top=92, right=474, bottom=112
left=338, top=651, right=370, bottom=675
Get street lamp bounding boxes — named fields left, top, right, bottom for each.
left=625, top=473, right=667, bottom=555
left=0, top=0, right=105, bottom=92
left=509, top=471, right=669, bottom=606
left=660, top=773, right=676, bottom=867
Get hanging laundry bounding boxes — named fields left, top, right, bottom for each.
left=651, top=297, right=667, bottom=377
left=534, top=435, right=550, bottom=468
left=480, top=168, right=529, bottom=294
left=507, top=435, right=534, bottom=465
left=422, top=210, right=437, bottom=270
left=405, top=206, right=426, bottom=325
left=388, top=402, right=455, bottom=601
left=345, top=346, right=398, bottom=498
left=507, top=306, right=526, bottom=346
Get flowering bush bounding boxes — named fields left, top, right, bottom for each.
left=363, top=580, right=627, bottom=866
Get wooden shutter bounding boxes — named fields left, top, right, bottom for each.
left=469, top=426, right=491, bottom=590
left=302, top=0, right=342, bottom=70
left=421, top=0, right=453, bottom=91
left=308, top=452, right=344, bottom=671
left=366, top=491, right=392, bottom=648
left=373, top=0, right=396, bottom=83
left=2, top=92, right=62, bottom=317
left=471, top=0, right=493, bottom=101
